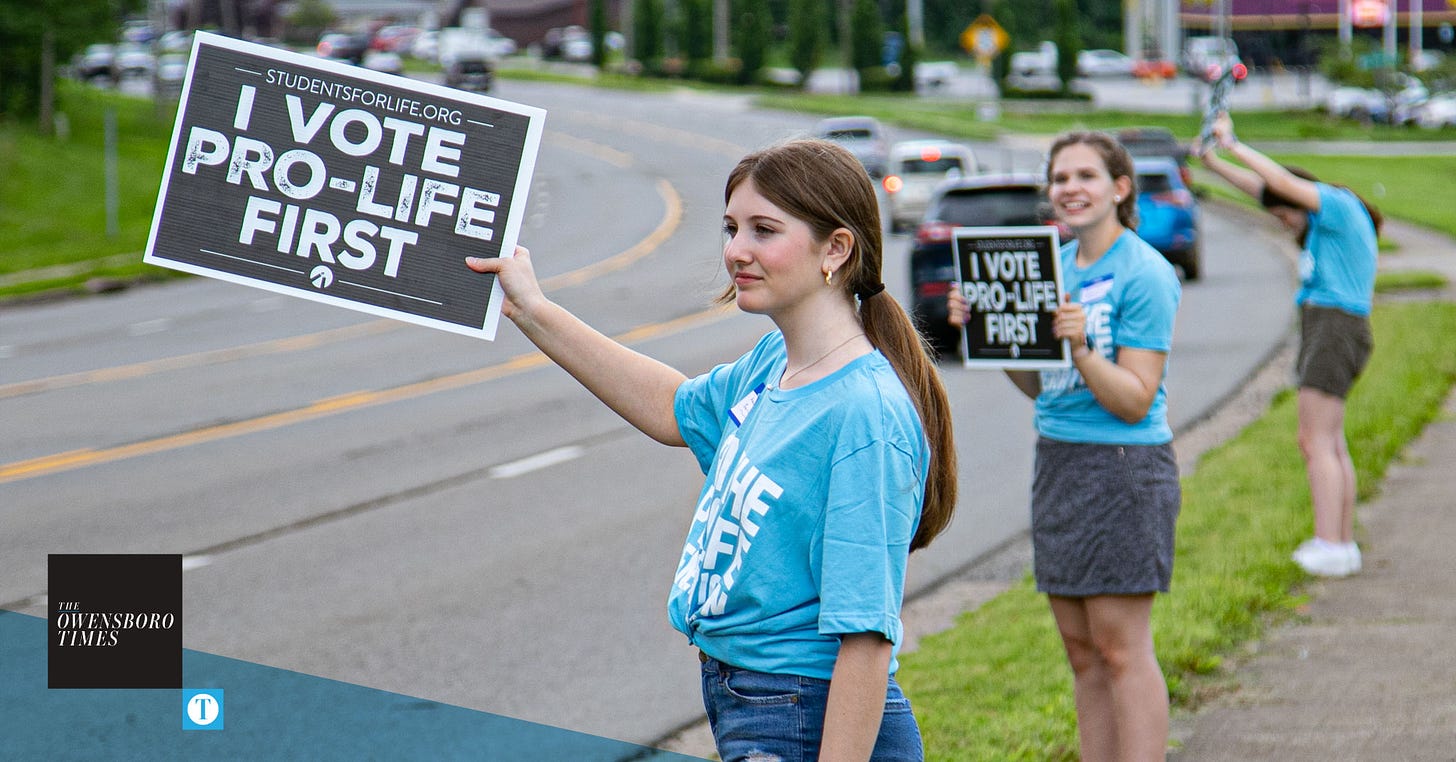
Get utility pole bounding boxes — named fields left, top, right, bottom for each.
left=714, top=0, right=728, bottom=61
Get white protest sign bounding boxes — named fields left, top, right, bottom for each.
left=952, top=226, right=1069, bottom=369
left=144, top=32, right=545, bottom=340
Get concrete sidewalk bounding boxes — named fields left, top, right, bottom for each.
left=1168, top=390, right=1456, bottom=760
left=1167, top=217, right=1456, bottom=759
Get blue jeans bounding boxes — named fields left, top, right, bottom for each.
left=699, top=654, right=924, bottom=762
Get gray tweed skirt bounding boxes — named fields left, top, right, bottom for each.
left=1031, top=437, right=1181, bottom=597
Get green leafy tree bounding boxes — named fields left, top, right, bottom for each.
left=682, top=0, right=713, bottom=73
left=1053, top=0, right=1081, bottom=94
left=849, top=0, right=882, bottom=73
left=734, top=0, right=771, bottom=84
left=787, top=0, right=822, bottom=87
left=589, top=0, right=609, bottom=69
left=0, top=0, right=143, bottom=125
left=633, top=0, right=664, bottom=71
left=992, top=0, right=1016, bottom=87
left=286, top=0, right=337, bottom=45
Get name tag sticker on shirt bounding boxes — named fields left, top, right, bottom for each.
left=1078, top=274, right=1114, bottom=303
left=729, top=382, right=766, bottom=426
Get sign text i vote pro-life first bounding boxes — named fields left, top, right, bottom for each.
left=145, top=32, right=544, bottom=340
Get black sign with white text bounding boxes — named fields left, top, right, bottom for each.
left=48, top=554, right=182, bottom=689
left=144, top=32, right=544, bottom=340
left=953, top=226, right=1069, bottom=369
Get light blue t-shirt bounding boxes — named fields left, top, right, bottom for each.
left=1036, top=230, right=1181, bottom=445
left=670, top=331, right=926, bottom=680
left=1295, top=183, right=1378, bottom=317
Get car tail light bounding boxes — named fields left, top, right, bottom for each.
left=883, top=175, right=903, bottom=194
left=917, top=280, right=951, bottom=298
left=318, top=41, right=333, bottom=56
left=919, top=146, right=942, bottom=162
left=915, top=221, right=955, bottom=245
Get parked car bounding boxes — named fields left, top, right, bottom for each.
left=316, top=32, right=369, bottom=65
left=1134, top=157, right=1202, bottom=280
left=74, top=43, right=116, bottom=80
left=444, top=57, right=493, bottom=92
left=1115, top=126, right=1192, bottom=187
left=908, top=173, right=1061, bottom=356
left=155, top=53, right=190, bottom=90
left=883, top=140, right=979, bottom=232
left=1006, top=49, right=1060, bottom=92
left=410, top=29, right=439, bottom=61
left=1132, top=58, right=1177, bottom=79
left=362, top=50, right=404, bottom=76
left=113, top=43, right=154, bottom=78
left=483, top=29, right=517, bottom=59
left=1077, top=49, right=1135, bottom=78
left=157, top=30, right=194, bottom=53
left=811, top=116, right=890, bottom=178
left=544, top=25, right=591, bottom=61
left=371, top=25, right=420, bottom=53
left=1413, top=93, right=1456, bottom=130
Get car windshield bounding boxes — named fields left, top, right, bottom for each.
left=900, top=157, right=964, bottom=174
left=824, top=129, right=874, bottom=141
left=1137, top=172, right=1175, bottom=194
left=931, top=188, right=1044, bottom=226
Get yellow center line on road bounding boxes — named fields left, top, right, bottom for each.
left=0, top=302, right=737, bottom=485
left=0, top=170, right=681, bottom=402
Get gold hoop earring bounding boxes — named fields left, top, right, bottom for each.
left=825, top=270, right=834, bottom=286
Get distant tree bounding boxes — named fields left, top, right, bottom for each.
left=681, top=0, right=713, bottom=73
left=0, top=0, right=144, bottom=127
left=589, top=0, right=608, bottom=69
left=287, top=0, right=336, bottom=45
left=787, top=0, right=822, bottom=88
left=288, top=0, right=336, bottom=32
left=849, top=0, right=881, bottom=73
left=633, top=0, right=664, bottom=71
left=1053, top=0, right=1081, bottom=94
left=734, top=0, right=771, bottom=84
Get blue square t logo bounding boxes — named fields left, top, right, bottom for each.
left=182, top=689, right=224, bottom=730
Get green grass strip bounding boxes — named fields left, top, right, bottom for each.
left=898, top=300, right=1456, bottom=761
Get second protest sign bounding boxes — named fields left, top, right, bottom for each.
left=953, top=225, right=1069, bottom=369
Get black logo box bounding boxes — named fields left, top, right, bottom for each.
left=144, top=32, right=545, bottom=340
left=48, top=554, right=182, bottom=689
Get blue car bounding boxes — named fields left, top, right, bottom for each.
left=1134, top=157, right=1201, bottom=280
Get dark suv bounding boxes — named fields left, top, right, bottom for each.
left=908, top=173, right=1062, bottom=358
left=1115, top=127, right=1192, bottom=187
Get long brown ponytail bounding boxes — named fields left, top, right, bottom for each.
left=724, top=139, right=957, bottom=551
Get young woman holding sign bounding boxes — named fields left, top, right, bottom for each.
left=950, top=131, right=1181, bottom=762
left=1197, top=112, right=1380, bottom=578
left=468, top=138, right=956, bottom=761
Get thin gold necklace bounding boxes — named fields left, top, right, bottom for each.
left=779, top=334, right=865, bottom=389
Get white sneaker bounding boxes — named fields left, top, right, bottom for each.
left=1292, top=538, right=1357, bottom=577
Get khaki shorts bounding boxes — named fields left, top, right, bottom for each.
left=1297, top=305, right=1373, bottom=399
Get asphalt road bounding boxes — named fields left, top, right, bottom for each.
left=0, top=80, right=1294, bottom=748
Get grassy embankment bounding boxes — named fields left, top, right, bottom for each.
left=897, top=299, right=1456, bottom=760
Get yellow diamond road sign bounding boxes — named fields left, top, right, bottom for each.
left=962, top=14, right=1008, bottom=62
